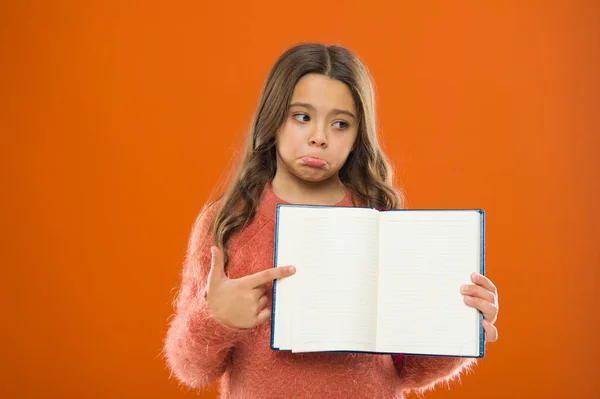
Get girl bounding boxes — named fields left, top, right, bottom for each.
left=164, top=42, right=499, bottom=399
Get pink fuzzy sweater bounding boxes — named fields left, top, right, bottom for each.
left=164, top=183, right=476, bottom=398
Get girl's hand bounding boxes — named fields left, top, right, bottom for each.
left=205, top=246, right=296, bottom=329
left=461, top=273, right=499, bottom=342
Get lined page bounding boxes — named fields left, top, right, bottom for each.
left=375, top=210, right=482, bottom=356
left=273, top=206, right=379, bottom=353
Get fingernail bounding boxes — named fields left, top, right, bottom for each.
left=464, top=295, right=474, bottom=301
left=461, top=285, right=469, bottom=293
left=210, top=246, right=215, bottom=256
left=483, top=320, right=490, bottom=327
left=471, top=272, right=479, bottom=280
left=289, top=266, right=296, bottom=273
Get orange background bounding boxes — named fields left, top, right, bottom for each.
left=1, top=1, right=599, bottom=398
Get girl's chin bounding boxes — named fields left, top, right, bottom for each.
left=292, top=170, right=338, bottom=183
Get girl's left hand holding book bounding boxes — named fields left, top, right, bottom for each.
left=461, top=273, right=499, bottom=343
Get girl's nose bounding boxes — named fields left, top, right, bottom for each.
left=309, top=129, right=328, bottom=147
left=310, top=138, right=327, bottom=147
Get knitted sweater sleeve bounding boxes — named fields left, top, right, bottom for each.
left=163, top=203, right=245, bottom=388
left=395, top=355, right=477, bottom=393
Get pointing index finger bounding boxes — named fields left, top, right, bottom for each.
left=243, top=265, right=296, bottom=287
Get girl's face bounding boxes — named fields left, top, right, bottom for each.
left=275, top=73, right=359, bottom=184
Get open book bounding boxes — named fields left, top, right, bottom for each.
left=270, top=205, right=485, bottom=358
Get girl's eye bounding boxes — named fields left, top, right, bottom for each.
left=293, top=113, right=310, bottom=122
left=333, top=121, right=349, bottom=129
left=292, top=113, right=349, bottom=130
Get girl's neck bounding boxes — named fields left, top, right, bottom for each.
left=270, top=174, right=347, bottom=206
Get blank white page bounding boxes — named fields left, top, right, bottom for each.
left=272, top=206, right=379, bottom=353
left=375, top=210, right=482, bottom=356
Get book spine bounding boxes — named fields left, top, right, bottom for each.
left=378, top=206, right=404, bottom=363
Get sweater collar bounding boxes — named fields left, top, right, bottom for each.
left=257, top=180, right=356, bottom=221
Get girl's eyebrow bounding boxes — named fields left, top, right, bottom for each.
left=289, top=102, right=356, bottom=120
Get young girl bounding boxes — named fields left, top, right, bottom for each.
left=164, top=42, right=499, bottom=398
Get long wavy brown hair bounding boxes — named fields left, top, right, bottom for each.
left=203, top=42, right=404, bottom=270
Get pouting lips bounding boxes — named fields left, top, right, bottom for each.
left=301, top=156, right=327, bottom=167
